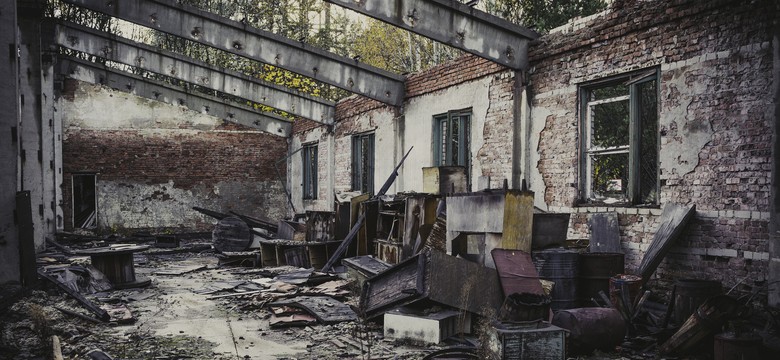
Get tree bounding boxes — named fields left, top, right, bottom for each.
left=483, top=0, right=608, bottom=32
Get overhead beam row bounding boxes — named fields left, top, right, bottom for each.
left=55, top=21, right=335, bottom=124
left=323, top=0, right=538, bottom=70
left=61, top=0, right=407, bottom=106
left=59, top=56, right=293, bottom=137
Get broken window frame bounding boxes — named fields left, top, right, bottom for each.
left=579, top=68, right=660, bottom=206
left=72, top=173, right=98, bottom=229
left=433, top=109, right=471, bottom=170
left=302, top=142, right=318, bottom=200
left=351, top=132, right=375, bottom=195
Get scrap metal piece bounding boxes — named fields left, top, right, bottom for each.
left=638, top=203, right=696, bottom=283
left=491, top=249, right=545, bottom=297
left=360, top=249, right=502, bottom=319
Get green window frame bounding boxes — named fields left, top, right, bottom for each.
left=580, top=68, right=659, bottom=205
left=352, top=133, right=375, bottom=195
left=302, top=143, right=318, bottom=200
left=433, top=109, right=471, bottom=168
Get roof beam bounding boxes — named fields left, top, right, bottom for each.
left=55, top=21, right=335, bottom=124
left=322, top=0, right=539, bottom=70
left=61, top=0, right=406, bottom=106
left=58, top=56, right=293, bottom=137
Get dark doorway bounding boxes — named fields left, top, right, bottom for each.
left=72, top=174, right=97, bottom=228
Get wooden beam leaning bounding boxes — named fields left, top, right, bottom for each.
left=61, top=0, right=406, bottom=106
left=59, top=56, right=293, bottom=137
left=55, top=21, right=334, bottom=124
left=323, top=0, right=539, bottom=70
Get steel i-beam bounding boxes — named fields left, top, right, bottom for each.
left=55, top=21, right=334, bottom=124
left=61, top=0, right=406, bottom=106
left=59, top=56, right=293, bottom=137
left=323, top=0, right=539, bottom=70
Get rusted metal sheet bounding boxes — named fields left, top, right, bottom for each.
left=638, top=203, right=696, bottom=282
left=532, top=213, right=570, bottom=250
left=589, top=212, right=622, bottom=253
left=361, top=249, right=502, bottom=319
left=490, top=249, right=544, bottom=297
left=446, top=192, right=505, bottom=233
left=502, top=190, right=534, bottom=251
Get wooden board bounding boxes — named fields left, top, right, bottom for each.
left=589, top=212, right=622, bottom=253
left=638, top=204, right=696, bottom=283
left=270, top=296, right=357, bottom=324
left=501, top=190, right=534, bottom=252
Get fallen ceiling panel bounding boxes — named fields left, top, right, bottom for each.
left=59, top=56, right=293, bottom=137
left=61, top=0, right=406, bottom=106
left=55, top=21, right=334, bottom=124
left=323, top=0, right=539, bottom=70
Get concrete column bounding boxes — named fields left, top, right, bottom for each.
left=769, top=11, right=780, bottom=308
left=0, top=1, right=21, bottom=283
left=511, top=70, right=526, bottom=189
left=18, top=0, right=48, bottom=250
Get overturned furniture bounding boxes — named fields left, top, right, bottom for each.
left=360, top=248, right=502, bottom=319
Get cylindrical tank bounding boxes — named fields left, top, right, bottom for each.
left=578, top=253, right=624, bottom=307
left=532, top=248, right=579, bottom=310
left=552, top=307, right=626, bottom=354
left=674, top=279, right=722, bottom=326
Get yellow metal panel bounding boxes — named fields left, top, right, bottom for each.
left=502, top=190, right=534, bottom=251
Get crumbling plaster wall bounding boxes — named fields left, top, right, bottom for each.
left=528, top=0, right=776, bottom=291
left=60, top=79, right=288, bottom=232
left=289, top=55, right=516, bottom=213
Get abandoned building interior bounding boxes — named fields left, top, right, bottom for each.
left=1, top=0, right=780, bottom=359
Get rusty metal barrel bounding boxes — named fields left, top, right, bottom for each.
left=673, top=279, right=722, bottom=326
left=532, top=248, right=579, bottom=310
left=578, top=252, right=624, bottom=307
left=552, top=307, right=626, bottom=354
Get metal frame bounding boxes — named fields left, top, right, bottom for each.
left=59, top=56, right=293, bottom=137
left=578, top=68, right=660, bottom=205
left=62, top=0, right=406, bottom=106
left=55, top=21, right=335, bottom=124
left=302, top=142, right=319, bottom=200
left=322, top=0, right=539, bottom=70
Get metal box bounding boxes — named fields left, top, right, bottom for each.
left=486, top=321, right=566, bottom=360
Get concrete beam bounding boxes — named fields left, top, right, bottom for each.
left=59, top=57, right=293, bottom=137
left=323, top=0, right=538, bottom=70
left=55, top=22, right=334, bottom=124
left=62, top=0, right=406, bottom=106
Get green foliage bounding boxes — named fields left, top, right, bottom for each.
left=483, top=0, right=608, bottom=32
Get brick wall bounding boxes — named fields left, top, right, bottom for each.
left=62, top=81, right=288, bottom=232
left=530, top=0, right=777, bottom=296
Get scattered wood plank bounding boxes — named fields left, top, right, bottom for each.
left=270, top=296, right=358, bottom=324
left=638, top=204, right=696, bottom=283
left=269, top=313, right=317, bottom=328
left=38, top=269, right=110, bottom=321
left=154, top=264, right=206, bottom=276
left=52, top=336, right=63, bottom=360
left=55, top=306, right=103, bottom=324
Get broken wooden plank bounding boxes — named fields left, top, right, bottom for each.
left=154, top=264, right=206, bottom=276
left=38, top=269, right=110, bottom=321
left=321, top=213, right=366, bottom=272
left=638, top=204, right=696, bottom=283
left=589, top=212, right=622, bottom=253
left=270, top=296, right=358, bottom=323
left=361, top=249, right=502, bottom=319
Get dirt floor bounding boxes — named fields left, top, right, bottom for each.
left=2, top=234, right=776, bottom=360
